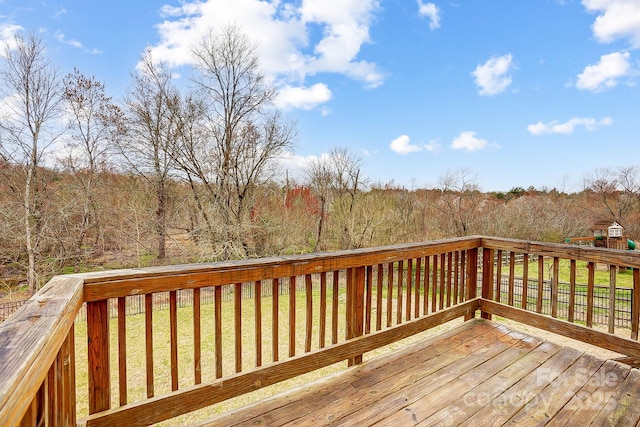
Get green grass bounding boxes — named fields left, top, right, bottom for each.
left=510, top=258, right=634, bottom=287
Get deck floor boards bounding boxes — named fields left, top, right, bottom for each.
left=197, top=319, right=640, bottom=426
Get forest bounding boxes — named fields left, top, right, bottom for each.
left=2, top=28, right=640, bottom=297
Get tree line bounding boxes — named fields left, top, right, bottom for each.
left=1, top=28, right=639, bottom=293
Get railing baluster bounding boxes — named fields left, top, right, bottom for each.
left=632, top=268, right=640, bottom=340
left=568, top=260, right=576, bottom=323
left=459, top=251, right=466, bottom=303
left=537, top=256, right=544, bottom=314
left=347, top=266, right=365, bottom=366
left=439, top=254, right=445, bottom=311
left=193, top=288, right=202, bottom=384
left=64, top=325, right=76, bottom=425
left=405, top=259, right=412, bottom=321
left=376, top=264, right=383, bottom=331
left=447, top=252, right=453, bottom=308
left=170, top=290, right=178, bottom=390
left=289, top=276, right=296, bottom=357
left=431, top=255, right=438, bottom=313
left=214, top=286, right=222, bottom=378
left=453, top=252, right=459, bottom=305
left=609, top=266, right=617, bottom=334
left=508, top=252, right=515, bottom=306
left=320, top=273, right=327, bottom=347
left=332, top=271, right=339, bottom=344
left=587, top=262, right=595, bottom=328
left=366, top=265, right=373, bottom=333
left=255, top=280, right=262, bottom=367
left=396, top=260, right=404, bottom=324
left=305, top=274, right=313, bottom=353
left=423, top=256, right=430, bottom=313
left=387, top=263, right=394, bottom=326
left=234, top=283, right=243, bottom=373
left=522, top=255, right=529, bottom=310
left=45, top=357, right=54, bottom=425
left=495, top=250, right=502, bottom=304
left=414, top=257, right=422, bottom=318
left=272, top=279, right=279, bottom=362
left=551, top=257, right=559, bottom=318
left=145, top=294, right=154, bottom=397
left=117, top=296, right=127, bottom=405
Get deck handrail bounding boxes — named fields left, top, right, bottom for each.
left=3, top=236, right=640, bottom=426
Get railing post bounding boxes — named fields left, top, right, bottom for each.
left=87, top=300, right=111, bottom=414
left=481, top=248, right=494, bottom=320
left=346, top=266, right=365, bottom=366
left=465, top=248, right=478, bottom=321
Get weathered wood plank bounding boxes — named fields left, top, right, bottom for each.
left=547, top=360, right=631, bottom=426
left=368, top=330, right=544, bottom=427
left=196, top=319, right=495, bottom=427
left=589, top=367, right=640, bottom=425
left=0, top=275, right=82, bottom=425
left=506, top=352, right=604, bottom=426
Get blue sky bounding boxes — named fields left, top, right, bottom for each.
left=1, top=0, right=639, bottom=192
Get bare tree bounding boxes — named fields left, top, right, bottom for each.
left=435, top=168, right=482, bottom=237
left=305, top=157, right=334, bottom=251
left=582, top=167, right=635, bottom=225
left=305, top=147, right=366, bottom=250
left=0, top=33, right=63, bottom=292
left=179, top=25, right=296, bottom=258
left=63, top=68, right=127, bottom=255
left=120, top=50, right=179, bottom=259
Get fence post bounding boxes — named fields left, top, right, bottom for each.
left=346, top=266, right=365, bottom=366
left=465, top=248, right=478, bottom=321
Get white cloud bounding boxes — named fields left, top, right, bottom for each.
left=55, top=32, right=83, bottom=48
left=451, top=131, right=488, bottom=151
left=582, top=0, right=640, bottom=48
left=147, top=0, right=385, bottom=103
left=527, top=116, right=613, bottom=135
left=471, top=54, right=514, bottom=96
left=418, top=1, right=441, bottom=30
left=274, top=83, right=332, bottom=111
left=576, top=51, right=630, bottom=91
left=390, top=134, right=423, bottom=155
left=0, top=24, right=24, bottom=55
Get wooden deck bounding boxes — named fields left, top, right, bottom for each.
left=198, top=319, right=640, bottom=426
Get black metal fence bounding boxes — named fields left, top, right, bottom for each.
left=496, top=276, right=632, bottom=328
left=0, top=273, right=634, bottom=329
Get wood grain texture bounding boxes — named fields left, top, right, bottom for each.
left=0, top=276, right=83, bottom=426
left=194, top=319, right=640, bottom=427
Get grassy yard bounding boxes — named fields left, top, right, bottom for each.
left=510, top=257, right=634, bottom=287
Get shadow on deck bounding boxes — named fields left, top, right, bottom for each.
left=200, top=319, right=640, bottom=426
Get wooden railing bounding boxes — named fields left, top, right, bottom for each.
left=3, top=236, right=640, bottom=426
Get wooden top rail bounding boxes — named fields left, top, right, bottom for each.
left=0, top=275, right=84, bottom=425
left=80, top=236, right=482, bottom=302
left=482, top=236, right=640, bottom=268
